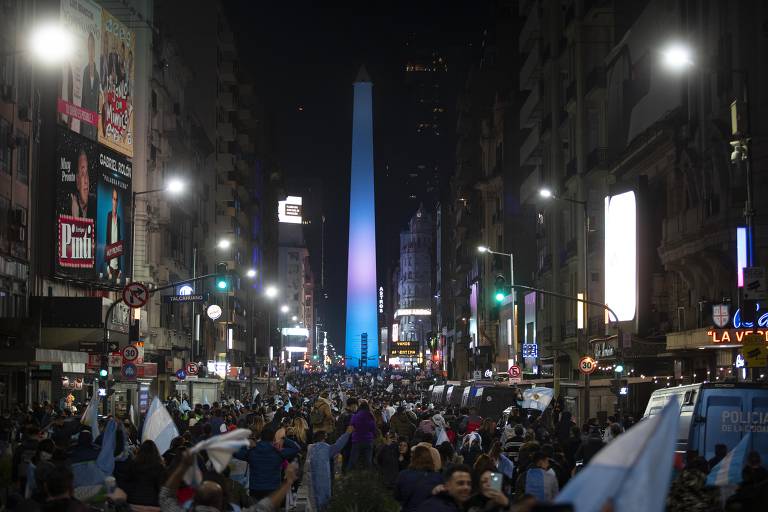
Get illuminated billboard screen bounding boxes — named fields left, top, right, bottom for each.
left=278, top=196, right=303, bottom=224
left=55, top=126, right=132, bottom=283
left=390, top=340, right=419, bottom=357
left=604, top=191, right=637, bottom=322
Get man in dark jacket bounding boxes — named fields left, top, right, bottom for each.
left=335, top=397, right=358, bottom=472
left=234, top=426, right=300, bottom=499
left=574, top=427, right=604, bottom=464
left=389, top=406, right=416, bottom=441
left=415, top=464, right=472, bottom=512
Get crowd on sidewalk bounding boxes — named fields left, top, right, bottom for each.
left=0, top=370, right=765, bottom=512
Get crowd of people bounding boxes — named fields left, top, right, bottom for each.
left=0, top=370, right=765, bottom=512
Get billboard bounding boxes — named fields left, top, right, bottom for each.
left=278, top=196, right=303, bottom=224
left=604, top=191, right=637, bottom=322
left=56, top=127, right=132, bottom=283
left=58, top=0, right=134, bottom=157
left=390, top=340, right=419, bottom=358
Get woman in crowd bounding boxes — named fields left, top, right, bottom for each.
left=394, top=445, right=445, bottom=512
left=121, top=440, right=165, bottom=508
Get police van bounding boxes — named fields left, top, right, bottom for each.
left=643, top=383, right=768, bottom=460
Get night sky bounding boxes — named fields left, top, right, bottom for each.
left=227, top=2, right=491, bottom=349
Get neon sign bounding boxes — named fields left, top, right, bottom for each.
left=731, top=303, right=768, bottom=329
left=707, top=329, right=768, bottom=344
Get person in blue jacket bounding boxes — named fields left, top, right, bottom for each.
left=234, top=425, right=300, bottom=500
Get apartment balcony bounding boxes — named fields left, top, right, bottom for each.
left=519, top=6, right=540, bottom=53
left=585, top=146, right=609, bottom=172
left=519, top=41, right=541, bottom=91
left=220, top=61, right=236, bottom=83
left=519, top=126, right=542, bottom=167
left=219, top=92, right=237, bottom=110
left=218, top=122, right=236, bottom=142
left=519, top=84, right=542, bottom=129
left=586, top=66, right=606, bottom=98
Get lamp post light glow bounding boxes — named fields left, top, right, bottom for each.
left=292, top=315, right=298, bottom=322
left=246, top=268, right=257, bottom=278
left=661, top=43, right=693, bottom=71
left=29, top=23, right=74, bottom=65
left=264, top=285, right=278, bottom=299
left=477, top=246, right=489, bottom=253
left=166, top=178, right=185, bottom=195
left=217, top=239, right=231, bottom=250
left=280, top=305, right=289, bottom=314
left=539, top=188, right=553, bottom=199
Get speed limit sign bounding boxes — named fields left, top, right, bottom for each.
left=122, top=344, right=139, bottom=362
left=579, top=356, right=598, bottom=375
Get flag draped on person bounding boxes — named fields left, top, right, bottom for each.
left=386, top=383, right=394, bottom=393
left=179, top=400, right=192, bottom=413
left=707, top=432, right=753, bottom=486
left=555, top=397, right=680, bottom=512
left=184, top=428, right=252, bottom=485
left=141, top=396, right=179, bottom=455
left=287, top=381, right=299, bottom=393
left=81, top=397, right=100, bottom=435
left=72, top=418, right=118, bottom=500
left=521, top=387, right=554, bottom=411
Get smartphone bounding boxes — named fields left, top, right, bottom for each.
left=488, top=471, right=503, bottom=492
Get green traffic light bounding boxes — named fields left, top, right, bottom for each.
left=99, top=368, right=108, bottom=378
left=615, top=364, right=625, bottom=373
left=217, top=279, right=227, bottom=290
left=495, top=292, right=505, bottom=302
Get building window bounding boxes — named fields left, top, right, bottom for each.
left=0, top=118, right=10, bottom=174
left=15, top=133, right=28, bottom=184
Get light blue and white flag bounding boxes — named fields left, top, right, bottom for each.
left=386, top=383, right=394, bottom=393
left=285, top=398, right=293, bottom=412
left=204, top=393, right=210, bottom=406
left=179, top=400, right=192, bottom=413
left=707, top=432, right=752, bottom=486
left=81, top=397, right=100, bottom=435
left=129, top=404, right=138, bottom=428
left=184, top=428, right=251, bottom=485
left=95, top=419, right=117, bottom=476
left=555, top=397, right=679, bottom=512
left=142, top=397, right=179, bottom=455
left=521, top=387, right=554, bottom=411
left=253, top=387, right=260, bottom=401
left=287, top=381, right=299, bottom=394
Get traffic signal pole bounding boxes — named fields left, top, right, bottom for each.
left=510, top=284, right=620, bottom=424
left=101, top=271, right=229, bottom=415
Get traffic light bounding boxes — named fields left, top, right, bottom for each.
left=614, top=362, right=625, bottom=374
left=494, top=275, right=506, bottom=303
left=98, top=355, right=109, bottom=379
left=215, top=263, right=229, bottom=291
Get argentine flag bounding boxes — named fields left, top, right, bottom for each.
left=707, top=432, right=752, bottom=486
left=287, top=381, right=299, bottom=393
left=555, top=397, right=679, bottom=512
left=142, top=397, right=179, bottom=455
left=521, top=387, right=554, bottom=411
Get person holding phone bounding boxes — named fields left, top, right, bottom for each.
left=464, top=469, right=511, bottom=512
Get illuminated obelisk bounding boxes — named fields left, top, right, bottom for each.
left=345, top=66, right=379, bottom=368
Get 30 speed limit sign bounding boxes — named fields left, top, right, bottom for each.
left=122, top=344, right=139, bottom=362
left=579, top=356, right=598, bottom=375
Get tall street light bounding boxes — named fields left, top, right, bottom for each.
left=539, top=187, right=590, bottom=416
left=477, top=245, right=515, bottom=368
left=28, top=23, right=75, bottom=65
left=131, top=178, right=186, bottom=277
left=660, top=41, right=754, bottom=267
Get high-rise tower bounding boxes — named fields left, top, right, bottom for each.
left=345, top=66, right=379, bottom=368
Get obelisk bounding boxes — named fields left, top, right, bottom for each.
left=345, top=66, right=379, bottom=368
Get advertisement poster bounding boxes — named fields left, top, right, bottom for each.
left=58, top=0, right=101, bottom=140
left=98, top=9, right=134, bottom=157
left=58, top=0, right=134, bottom=158
left=56, top=127, right=132, bottom=283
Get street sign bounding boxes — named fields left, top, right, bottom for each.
left=743, top=267, right=767, bottom=300
left=162, top=294, right=205, bottom=304
left=78, top=341, right=100, bottom=353
left=472, top=370, right=482, bottom=380
left=508, top=365, right=522, bottom=383
left=122, top=282, right=150, bottom=308
left=122, top=345, right=139, bottom=362
left=742, top=333, right=768, bottom=367
left=108, top=354, right=122, bottom=367
left=87, top=354, right=101, bottom=367
left=207, top=304, right=222, bottom=320
left=579, top=356, right=598, bottom=375
left=121, top=363, right=137, bottom=379
left=105, top=341, right=119, bottom=352
left=186, top=362, right=199, bottom=375
left=175, top=369, right=187, bottom=380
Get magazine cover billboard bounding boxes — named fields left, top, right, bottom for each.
left=56, top=127, right=132, bottom=283
left=58, top=0, right=134, bottom=158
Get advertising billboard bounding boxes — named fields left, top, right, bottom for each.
left=604, top=191, right=637, bottom=322
left=56, top=127, right=132, bottom=283
left=390, top=340, right=419, bottom=358
left=58, top=0, right=134, bottom=158
left=278, top=196, right=303, bottom=224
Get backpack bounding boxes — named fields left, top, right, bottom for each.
left=310, top=406, right=324, bottom=426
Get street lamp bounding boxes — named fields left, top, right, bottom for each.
left=246, top=268, right=257, bottom=279
left=217, top=239, right=231, bottom=250
left=660, top=42, right=694, bottom=72
left=476, top=245, right=515, bottom=365
left=291, top=315, right=298, bottom=322
left=131, top=178, right=187, bottom=278
left=28, top=23, right=74, bottom=65
left=280, top=305, right=289, bottom=314
left=538, top=188, right=553, bottom=199
left=264, top=285, right=278, bottom=299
